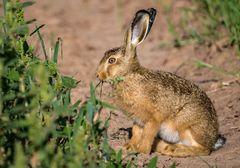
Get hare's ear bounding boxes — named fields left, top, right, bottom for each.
left=125, top=8, right=156, bottom=52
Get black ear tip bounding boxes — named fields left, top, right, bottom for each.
left=147, top=8, right=157, bottom=21
left=147, top=8, right=157, bottom=16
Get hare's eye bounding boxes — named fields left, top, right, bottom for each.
left=108, top=58, right=116, bottom=64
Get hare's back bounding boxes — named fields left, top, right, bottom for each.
left=141, top=70, right=214, bottom=111
left=142, top=70, right=200, bottom=96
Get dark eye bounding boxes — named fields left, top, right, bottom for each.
left=108, top=58, right=116, bottom=64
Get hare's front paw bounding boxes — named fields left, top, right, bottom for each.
left=122, top=142, right=138, bottom=153
left=137, top=142, right=152, bottom=154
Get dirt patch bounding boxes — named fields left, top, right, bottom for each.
left=25, top=0, right=240, bottom=167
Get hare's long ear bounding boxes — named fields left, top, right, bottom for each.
left=125, top=8, right=156, bottom=55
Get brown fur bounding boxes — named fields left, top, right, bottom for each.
left=96, top=8, right=223, bottom=157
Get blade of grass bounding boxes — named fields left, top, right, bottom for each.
left=194, top=59, right=213, bottom=69
left=103, top=115, right=110, bottom=151
left=193, top=59, right=240, bottom=77
left=26, top=18, right=36, bottom=25
left=90, top=82, right=96, bottom=105
left=3, top=0, right=7, bottom=16
left=87, top=101, right=94, bottom=124
left=30, top=24, right=45, bottom=36
left=0, top=62, right=2, bottom=115
left=53, top=38, right=62, bottom=63
left=35, top=24, right=48, bottom=60
left=98, top=100, right=116, bottom=110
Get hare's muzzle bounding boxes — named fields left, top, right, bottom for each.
left=96, top=71, right=107, bottom=81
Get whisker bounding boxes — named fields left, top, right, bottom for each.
left=95, top=80, right=102, bottom=88
left=100, top=81, right=103, bottom=98
left=95, top=80, right=104, bottom=98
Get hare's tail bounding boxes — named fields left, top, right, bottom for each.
left=213, top=134, right=226, bottom=150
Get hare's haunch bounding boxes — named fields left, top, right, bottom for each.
left=96, top=8, right=225, bottom=157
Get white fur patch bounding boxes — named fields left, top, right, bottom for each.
left=213, top=136, right=226, bottom=150
left=158, top=122, right=180, bottom=143
left=178, top=139, right=192, bottom=146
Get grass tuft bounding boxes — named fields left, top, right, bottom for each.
left=0, top=1, right=163, bottom=167
left=199, top=0, right=240, bottom=56
left=194, top=59, right=240, bottom=77
left=163, top=0, right=240, bottom=57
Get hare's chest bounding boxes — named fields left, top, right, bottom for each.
left=113, top=83, right=139, bottom=107
left=113, top=82, right=154, bottom=125
left=112, top=81, right=143, bottom=114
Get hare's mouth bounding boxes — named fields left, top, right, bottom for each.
left=95, top=80, right=103, bottom=98
left=95, top=80, right=113, bottom=97
left=96, top=80, right=103, bottom=88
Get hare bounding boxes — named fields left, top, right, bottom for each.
left=96, top=8, right=225, bottom=157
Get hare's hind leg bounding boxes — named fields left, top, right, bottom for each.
left=154, top=129, right=210, bottom=157
left=123, top=124, right=143, bottom=152
left=155, top=141, right=210, bottom=157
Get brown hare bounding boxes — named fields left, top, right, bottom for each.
left=96, top=8, right=225, bottom=157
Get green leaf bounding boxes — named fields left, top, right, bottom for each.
left=147, top=156, right=158, bottom=168
left=116, top=149, right=122, bottom=164
left=53, top=100, right=68, bottom=115
left=3, top=92, right=16, bottom=101
left=62, top=76, right=77, bottom=89
left=15, top=1, right=35, bottom=9
left=8, top=69, right=19, bottom=81
left=22, top=1, right=35, bottom=8
left=11, top=25, right=28, bottom=36
left=111, top=76, right=125, bottom=84
left=63, top=90, right=71, bottom=106
left=10, top=120, right=30, bottom=128
left=106, top=164, right=116, bottom=168
left=14, top=143, right=26, bottom=168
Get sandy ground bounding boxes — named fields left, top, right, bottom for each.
left=25, top=0, right=240, bottom=167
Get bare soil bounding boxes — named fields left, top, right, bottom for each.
left=25, top=0, right=240, bottom=167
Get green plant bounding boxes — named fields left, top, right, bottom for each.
left=194, top=59, right=240, bottom=77
left=199, top=0, right=240, bottom=55
left=161, top=3, right=204, bottom=49
left=0, top=1, right=134, bottom=167
left=170, top=161, right=177, bottom=168
left=199, top=0, right=240, bottom=56
left=162, top=0, right=240, bottom=55
left=147, top=156, right=158, bottom=168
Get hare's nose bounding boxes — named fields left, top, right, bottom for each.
left=96, top=72, right=100, bottom=78
left=96, top=72, right=106, bottom=80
